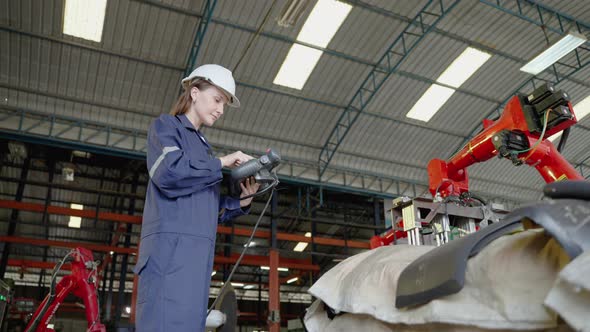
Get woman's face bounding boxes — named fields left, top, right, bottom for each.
left=190, top=85, right=229, bottom=127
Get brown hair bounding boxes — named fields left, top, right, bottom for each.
left=169, top=79, right=214, bottom=115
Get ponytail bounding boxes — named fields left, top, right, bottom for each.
left=169, top=79, right=213, bottom=115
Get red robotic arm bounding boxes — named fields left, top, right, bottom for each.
left=428, top=83, right=582, bottom=199
left=25, top=248, right=106, bottom=332
left=371, top=84, right=583, bottom=249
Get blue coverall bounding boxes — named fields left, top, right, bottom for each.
left=134, top=114, right=247, bottom=331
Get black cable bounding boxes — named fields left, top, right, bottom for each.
left=557, top=127, right=570, bottom=153
left=460, top=192, right=487, bottom=206
left=207, top=189, right=275, bottom=316
left=26, top=250, right=75, bottom=332
left=238, top=177, right=279, bottom=200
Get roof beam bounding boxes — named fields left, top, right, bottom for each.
left=0, top=105, right=455, bottom=180
left=184, top=0, right=217, bottom=77
left=318, top=0, right=461, bottom=177
left=345, top=0, right=590, bottom=90
left=2, top=107, right=580, bottom=203
left=481, top=0, right=590, bottom=38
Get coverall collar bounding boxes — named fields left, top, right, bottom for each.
left=177, top=114, right=213, bottom=150
left=178, top=113, right=197, bottom=131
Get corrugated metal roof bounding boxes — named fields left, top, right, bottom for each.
left=329, top=2, right=412, bottom=63
left=439, top=1, right=551, bottom=60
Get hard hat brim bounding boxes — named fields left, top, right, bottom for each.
left=181, top=77, right=240, bottom=108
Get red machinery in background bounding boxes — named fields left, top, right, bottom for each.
left=25, top=247, right=106, bottom=332
left=371, top=84, right=583, bottom=248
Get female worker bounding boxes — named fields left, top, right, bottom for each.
left=134, top=64, right=260, bottom=331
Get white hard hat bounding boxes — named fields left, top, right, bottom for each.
left=181, top=64, right=240, bottom=108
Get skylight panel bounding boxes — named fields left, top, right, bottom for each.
left=63, top=0, right=108, bottom=42
left=521, top=32, right=587, bottom=75
left=273, top=0, right=352, bottom=90
left=406, top=84, right=455, bottom=122
left=273, top=44, right=322, bottom=89
left=406, top=47, right=491, bottom=122
left=297, top=0, right=352, bottom=48
left=437, top=47, right=492, bottom=88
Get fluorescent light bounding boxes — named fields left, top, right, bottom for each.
left=260, top=266, right=289, bottom=272
left=297, top=0, right=352, bottom=48
left=231, top=283, right=244, bottom=287
left=274, top=0, right=352, bottom=90
left=277, top=0, right=308, bottom=28
left=273, top=44, right=322, bottom=89
left=521, top=32, right=587, bottom=75
left=294, top=232, right=313, bottom=252
left=63, top=0, right=108, bottom=42
left=68, top=216, right=81, bottom=228
left=406, top=84, right=455, bottom=122
left=68, top=203, right=83, bottom=228
left=287, top=277, right=298, bottom=284
left=437, top=47, right=491, bottom=88
left=211, top=270, right=216, bottom=277
left=109, top=251, right=114, bottom=255
left=549, top=94, right=590, bottom=142
left=125, top=306, right=131, bottom=314
left=244, top=284, right=255, bottom=290
left=293, top=242, right=308, bottom=252
left=406, top=47, right=489, bottom=122
left=244, top=241, right=257, bottom=248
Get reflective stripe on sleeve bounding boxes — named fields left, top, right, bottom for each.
left=149, top=146, right=180, bottom=178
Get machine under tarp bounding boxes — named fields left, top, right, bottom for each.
left=304, top=229, right=587, bottom=331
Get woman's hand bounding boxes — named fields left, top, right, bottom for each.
left=219, top=151, right=253, bottom=168
left=239, top=177, right=261, bottom=208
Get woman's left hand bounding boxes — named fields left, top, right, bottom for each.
left=239, top=177, right=261, bottom=207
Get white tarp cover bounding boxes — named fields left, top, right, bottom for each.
left=544, top=251, right=590, bottom=331
left=305, top=229, right=580, bottom=331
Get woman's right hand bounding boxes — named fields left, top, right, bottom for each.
left=219, top=151, right=253, bottom=168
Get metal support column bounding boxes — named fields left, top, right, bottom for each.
left=100, top=178, right=123, bottom=315
left=106, top=253, right=118, bottom=321
left=0, top=156, right=30, bottom=279
left=373, top=197, right=381, bottom=236
left=223, top=219, right=234, bottom=283
left=106, top=168, right=127, bottom=322
left=37, top=159, right=56, bottom=299
left=257, top=272, right=262, bottom=328
left=115, top=172, right=139, bottom=326
left=310, top=191, right=318, bottom=270
left=268, top=190, right=280, bottom=332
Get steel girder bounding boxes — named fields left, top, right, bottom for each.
left=1, top=108, right=536, bottom=205
left=184, top=0, right=217, bottom=77
left=318, top=0, right=461, bottom=177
